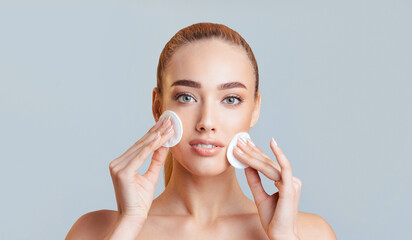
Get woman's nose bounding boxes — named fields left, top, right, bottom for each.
left=195, top=101, right=216, bottom=133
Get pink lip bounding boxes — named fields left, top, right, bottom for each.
left=189, top=138, right=224, bottom=147
left=189, top=138, right=225, bottom=157
left=190, top=144, right=222, bottom=157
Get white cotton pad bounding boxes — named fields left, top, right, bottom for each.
left=158, top=110, right=183, bottom=147
left=226, top=132, right=251, bottom=169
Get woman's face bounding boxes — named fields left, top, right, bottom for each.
left=153, top=38, right=261, bottom=176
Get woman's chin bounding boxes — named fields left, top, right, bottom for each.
left=172, top=148, right=232, bottom=176
left=182, top=158, right=231, bottom=176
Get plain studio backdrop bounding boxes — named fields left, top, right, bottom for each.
left=0, top=0, right=411, bottom=239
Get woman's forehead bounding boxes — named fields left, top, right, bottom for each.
left=164, top=39, right=255, bottom=91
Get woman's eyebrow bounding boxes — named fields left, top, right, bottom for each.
left=170, top=79, right=247, bottom=90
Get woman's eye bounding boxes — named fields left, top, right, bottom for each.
left=224, top=96, right=242, bottom=105
left=176, top=94, right=195, bottom=103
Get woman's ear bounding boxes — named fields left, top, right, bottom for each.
left=152, top=87, right=162, bottom=122
left=250, top=90, right=261, bottom=128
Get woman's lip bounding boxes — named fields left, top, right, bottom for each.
left=190, top=144, right=222, bottom=157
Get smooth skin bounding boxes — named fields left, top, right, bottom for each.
left=66, top=39, right=337, bottom=240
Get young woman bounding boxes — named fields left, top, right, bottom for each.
left=66, top=22, right=337, bottom=240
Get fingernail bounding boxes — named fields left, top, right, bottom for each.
left=166, top=125, right=174, bottom=134
left=271, top=137, right=278, bottom=146
left=246, top=138, right=255, bottom=146
left=162, top=116, right=170, bottom=126
left=235, top=146, right=244, bottom=154
left=239, top=137, right=248, bottom=146
left=155, top=131, right=161, bottom=139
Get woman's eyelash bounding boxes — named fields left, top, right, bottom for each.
left=225, top=95, right=244, bottom=104
left=174, top=93, right=244, bottom=105
left=174, top=93, right=195, bottom=102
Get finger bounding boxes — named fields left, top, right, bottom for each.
left=143, top=146, right=170, bottom=185
left=128, top=119, right=171, bottom=160
left=244, top=167, right=269, bottom=207
left=112, top=131, right=161, bottom=172
left=234, top=146, right=280, bottom=181
left=124, top=125, right=174, bottom=174
left=245, top=138, right=272, bottom=159
left=111, top=118, right=172, bottom=170
left=120, top=117, right=171, bottom=162
left=112, top=121, right=173, bottom=173
left=240, top=138, right=281, bottom=172
left=234, top=139, right=281, bottom=181
left=270, top=138, right=293, bottom=186
left=112, top=118, right=170, bottom=166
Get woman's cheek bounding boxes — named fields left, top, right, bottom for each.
left=224, top=110, right=249, bottom=129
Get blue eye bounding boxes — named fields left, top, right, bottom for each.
left=176, top=93, right=195, bottom=103
left=224, top=96, right=242, bottom=105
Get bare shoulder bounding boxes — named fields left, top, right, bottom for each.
left=65, top=209, right=117, bottom=240
left=297, top=211, right=337, bottom=240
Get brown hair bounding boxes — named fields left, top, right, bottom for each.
left=155, top=22, right=259, bottom=187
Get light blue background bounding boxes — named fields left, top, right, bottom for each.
left=1, top=0, right=411, bottom=239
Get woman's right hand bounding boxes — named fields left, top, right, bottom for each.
left=108, top=116, right=174, bottom=221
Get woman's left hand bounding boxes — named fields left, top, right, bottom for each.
left=233, top=137, right=302, bottom=240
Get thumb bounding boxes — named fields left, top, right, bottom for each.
left=143, top=146, right=169, bottom=185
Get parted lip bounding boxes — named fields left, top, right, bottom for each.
left=189, top=138, right=224, bottom=147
